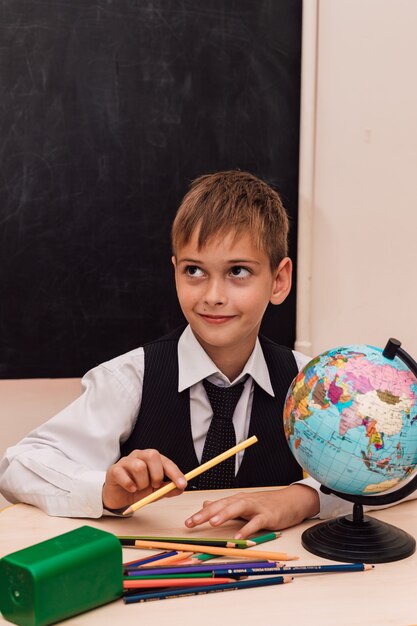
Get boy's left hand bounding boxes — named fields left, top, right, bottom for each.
left=184, top=484, right=319, bottom=539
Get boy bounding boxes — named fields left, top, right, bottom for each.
left=0, top=171, right=327, bottom=532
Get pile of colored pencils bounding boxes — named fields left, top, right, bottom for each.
left=118, top=533, right=373, bottom=603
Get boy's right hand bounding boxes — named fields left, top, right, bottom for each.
left=102, top=449, right=187, bottom=511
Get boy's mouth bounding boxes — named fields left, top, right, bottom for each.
left=198, top=314, right=236, bottom=324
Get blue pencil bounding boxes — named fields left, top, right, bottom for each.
left=123, top=550, right=179, bottom=568
left=123, top=575, right=293, bottom=603
left=204, top=563, right=375, bottom=576
left=124, top=560, right=275, bottom=575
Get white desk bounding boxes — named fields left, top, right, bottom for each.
left=1, top=491, right=417, bottom=626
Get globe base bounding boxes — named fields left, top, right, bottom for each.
left=302, top=507, right=416, bottom=563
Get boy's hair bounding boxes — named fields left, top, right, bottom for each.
left=171, top=170, right=290, bottom=269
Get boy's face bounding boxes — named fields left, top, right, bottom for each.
left=172, top=229, right=291, bottom=368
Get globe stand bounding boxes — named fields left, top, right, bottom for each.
left=302, top=502, right=416, bottom=563
left=300, top=339, right=417, bottom=564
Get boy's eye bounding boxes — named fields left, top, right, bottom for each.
left=229, top=266, right=250, bottom=278
left=185, top=265, right=204, bottom=278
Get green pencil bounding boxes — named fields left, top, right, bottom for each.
left=192, top=552, right=218, bottom=562
left=117, top=535, right=255, bottom=548
left=250, top=531, right=281, bottom=544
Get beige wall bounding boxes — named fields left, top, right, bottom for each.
left=297, top=0, right=417, bottom=359
left=0, top=379, right=82, bottom=508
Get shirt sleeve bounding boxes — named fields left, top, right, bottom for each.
left=299, top=473, right=417, bottom=518
left=0, top=348, right=144, bottom=518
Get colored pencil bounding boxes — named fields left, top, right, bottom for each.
left=249, top=531, right=281, bottom=544
left=123, top=531, right=282, bottom=571
left=123, top=550, right=178, bottom=568
left=188, top=531, right=281, bottom=563
left=123, top=538, right=298, bottom=561
left=124, top=561, right=279, bottom=575
left=118, top=535, right=257, bottom=548
left=191, top=553, right=219, bottom=562
left=197, top=563, right=375, bottom=576
left=124, top=572, right=244, bottom=580
left=124, top=551, right=193, bottom=569
left=141, top=551, right=194, bottom=566
left=123, top=435, right=258, bottom=515
left=123, top=576, right=240, bottom=589
left=123, top=575, right=293, bottom=603
left=164, top=557, right=201, bottom=566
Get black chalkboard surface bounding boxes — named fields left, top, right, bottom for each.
left=0, top=0, right=302, bottom=378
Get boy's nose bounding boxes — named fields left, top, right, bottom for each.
left=203, top=280, right=227, bottom=307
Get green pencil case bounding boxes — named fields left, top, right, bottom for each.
left=0, top=525, right=123, bottom=626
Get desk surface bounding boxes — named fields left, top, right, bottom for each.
left=1, top=491, right=417, bottom=626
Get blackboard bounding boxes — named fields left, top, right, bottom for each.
left=0, top=0, right=302, bottom=378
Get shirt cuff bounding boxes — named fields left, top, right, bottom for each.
left=295, top=475, right=355, bottom=519
left=102, top=505, right=133, bottom=517
left=65, top=470, right=108, bottom=517
left=295, top=474, right=417, bottom=519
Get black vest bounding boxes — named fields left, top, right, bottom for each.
left=120, top=328, right=303, bottom=488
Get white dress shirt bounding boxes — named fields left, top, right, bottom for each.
left=1, top=326, right=415, bottom=518
left=0, top=326, right=306, bottom=516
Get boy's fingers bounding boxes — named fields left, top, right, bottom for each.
left=232, top=515, right=267, bottom=540
left=106, top=450, right=186, bottom=501
left=185, top=496, right=242, bottom=527
left=107, top=464, right=137, bottom=492
left=103, top=450, right=187, bottom=510
left=160, top=456, right=187, bottom=490
left=126, top=450, right=186, bottom=491
left=115, top=458, right=152, bottom=491
left=130, top=449, right=165, bottom=489
left=205, top=500, right=253, bottom=526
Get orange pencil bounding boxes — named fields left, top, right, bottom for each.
left=127, top=539, right=298, bottom=561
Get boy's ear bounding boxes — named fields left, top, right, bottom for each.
left=171, top=255, right=177, bottom=268
left=270, top=257, right=292, bottom=305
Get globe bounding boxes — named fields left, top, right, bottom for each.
left=284, top=343, right=417, bottom=496
left=283, top=338, right=417, bottom=562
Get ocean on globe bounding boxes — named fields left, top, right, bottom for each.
left=284, top=344, right=417, bottom=496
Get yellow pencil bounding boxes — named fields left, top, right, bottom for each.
left=124, top=539, right=298, bottom=561
left=123, top=435, right=258, bottom=515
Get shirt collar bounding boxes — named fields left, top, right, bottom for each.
left=177, top=325, right=275, bottom=396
